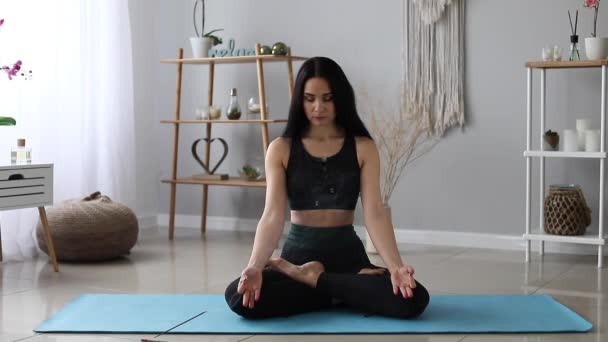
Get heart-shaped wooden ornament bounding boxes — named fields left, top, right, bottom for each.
left=191, top=138, right=229, bottom=174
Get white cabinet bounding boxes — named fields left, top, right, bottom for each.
left=0, top=163, right=58, bottom=271
left=0, top=164, right=53, bottom=210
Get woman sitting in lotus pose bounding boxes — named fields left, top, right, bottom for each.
left=224, top=56, right=429, bottom=319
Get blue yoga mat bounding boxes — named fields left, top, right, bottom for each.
left=35, top=294, right=592, bottom=334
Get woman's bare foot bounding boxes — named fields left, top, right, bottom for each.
left=268, top=258, right=325, bottom=288
left=358, top=268, right=386, bottom=275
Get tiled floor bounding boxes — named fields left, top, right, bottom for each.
left=1, top=227, right=605, bottom=341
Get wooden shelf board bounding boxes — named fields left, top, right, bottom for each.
left=524, top=150, right=606, bottom=159
left=161, top=119, right=287, bottom=124
left=162, top=177, right=267, bottom=187
left=161, top=55, right=308, bottom=65
left=526, top=60, right=608, bottom=69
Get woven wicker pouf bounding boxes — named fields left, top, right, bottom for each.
left=36, top=191, right=138, bottom=261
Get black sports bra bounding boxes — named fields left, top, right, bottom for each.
left=286, top=135, right=360, bottom=210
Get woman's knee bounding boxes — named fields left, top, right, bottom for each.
left=224, top=278, right=267, bottom=319
left=387, top=281, right=430, bottom=319
left=402, top=281, right=430, bottom=318
left=224, top=278, right=245, bottom=313
left=411, top=281, right=430, bottom=315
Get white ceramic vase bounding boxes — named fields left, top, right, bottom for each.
left=365, top=204, right=391, bottom=254
left=365, top=230, right=377, bottom=254
left=189, top=37, right=214, bottom=58
left=585, top=37, right=608, bottom=60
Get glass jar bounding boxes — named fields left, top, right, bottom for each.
left=247, top=96, right=261, bottom=116
left=11, top=138, right=32, bottom=164
left=196, top=106, right=210, bottom=120
left=226, top=88, right=242, bottom=120
left=209, top=105, right=222, bottom=120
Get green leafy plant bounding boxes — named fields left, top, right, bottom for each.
left=193, top=0, right=223, bottom=46
left=0, top=116, right=16, bottom=126
left=544, top=129, right=559, bottom=136
left=241, top=164, right=260, bottom=179
left=203, top=29, right=223, bottom=46
left=227, top=106, right=241, bottom=120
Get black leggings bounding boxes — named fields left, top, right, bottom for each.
left=225, top=224, right=430, bottom=319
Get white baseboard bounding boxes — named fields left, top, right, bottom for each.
left=392, top=229, right=604, bottom=255
left=155, top=214, right=260, bottom=232
left=137, top=215, right=158, bottom=229
left=153, top=214, right=604, bottom=256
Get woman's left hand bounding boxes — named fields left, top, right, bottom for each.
left=390, top=265, right=416, bottom=298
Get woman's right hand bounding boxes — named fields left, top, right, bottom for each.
left=237, top=266, right=263, bottom=309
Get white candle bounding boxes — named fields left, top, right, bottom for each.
left=576, top=119, right=591, bottom=131
left=577, top=131, right=587, bottom=150
left=563, top=129, right=579, bottom=152
left=576, top=119, right=592, bottom=150
left=585, top=130, right=601, bottom=152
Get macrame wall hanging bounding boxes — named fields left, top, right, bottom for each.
left=403, top=0, right=465, bottom=136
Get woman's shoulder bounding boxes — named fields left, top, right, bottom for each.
left=269, top=137, right=292, bottom=152
left=354, top=136, right=376, bottom=150
left=268, top=137, right=292, bottom=166
left=353, top=136, right=377, bottom=166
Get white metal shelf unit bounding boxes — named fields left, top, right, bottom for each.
left=524, top=61, right=606, bottom=268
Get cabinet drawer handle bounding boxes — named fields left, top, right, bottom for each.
left=8, top=174, right=24, bottom=181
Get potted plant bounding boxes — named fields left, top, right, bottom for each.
left=238, top=164, right=262, bottom=181
left=190, top=0, right=223, bottom=58
left=0, top=116, right=16, bottom=126
left=544, top=129, right=560, bottom=151
left=584, top=0, right=608, bottom=59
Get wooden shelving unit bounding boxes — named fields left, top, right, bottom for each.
left=525, top=60, right=608, bottom=69
left=161, top=44, right=306, bottom=239
left=161, top=178, right=266, bottom=188
left=160, top=119, right=288, bottom=124
left=161, top=54, right=308, bottom=65
left=524, top=60, right=607, bottom=268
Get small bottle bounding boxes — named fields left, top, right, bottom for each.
left=569, top=35, right=580, bottom=61
left=226, top=88, right=242, bottom=120
left=11, top=138, right=32, bottom=164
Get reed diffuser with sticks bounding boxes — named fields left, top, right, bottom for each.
left=568, top=10, right=581, bottom=60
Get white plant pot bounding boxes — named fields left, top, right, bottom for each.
left=584, top=37, right=608, bottom=60
left=190, top=37, right=214, bottom=58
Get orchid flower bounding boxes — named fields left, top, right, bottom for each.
left=1, top=19, right=28, bottom=80
left=584, top=0, right=601, bottom=37
left=2, top=60, right=22, bottom=80
left=585, top=0, right=600, bottom=8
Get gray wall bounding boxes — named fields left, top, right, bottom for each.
left=129, top=0, right=162, bottom=223
left=129, top=0, right=606, bottom=236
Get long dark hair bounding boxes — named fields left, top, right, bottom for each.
left=282, top=57, right=372, bottom=139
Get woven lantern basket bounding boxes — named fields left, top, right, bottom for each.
left=36, top=191, right=138, bottom=261
left=543, top=185, right=591, bottom=236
